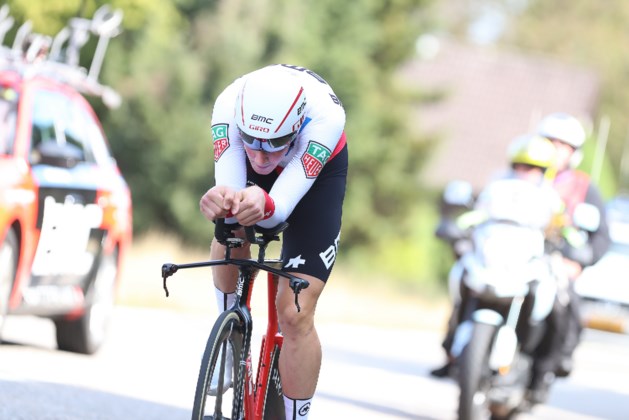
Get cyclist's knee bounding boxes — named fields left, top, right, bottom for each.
left=276, top=273, right=323, bottom=338
left=278, top=306, right=314, bottom=339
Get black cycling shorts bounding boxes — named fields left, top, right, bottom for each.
left=247, top=144, right=348, bottom=282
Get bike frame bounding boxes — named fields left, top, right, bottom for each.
left=239, top=270, right=284, bottom=419
left=162, top=221, right=307, bottom=420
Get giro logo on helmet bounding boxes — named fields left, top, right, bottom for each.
left=249, top=125, right=271, bottom=133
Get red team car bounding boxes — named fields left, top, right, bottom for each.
left=0, top=6, right=131, bottom=354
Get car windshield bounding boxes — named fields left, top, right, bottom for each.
left=0, top=87, right=18, bottom=155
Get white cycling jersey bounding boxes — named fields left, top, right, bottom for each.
left=211, top=64, right=346, bottom=228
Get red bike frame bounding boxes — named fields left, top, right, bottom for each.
left=243, top=271, right=284, bottom=420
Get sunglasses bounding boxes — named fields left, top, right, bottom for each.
left=239, top=129, right=297, bottom=152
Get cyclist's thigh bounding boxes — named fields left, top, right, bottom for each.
left=277, top=271, right=325, bottom=318
left=282, top=145, right=348, bottom=282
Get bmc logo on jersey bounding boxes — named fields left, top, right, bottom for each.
left=301, top=141, right=331, bottom=178
left=212, top=123, right=230, bottom=162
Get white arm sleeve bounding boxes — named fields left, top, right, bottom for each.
left=211, top=80, right=247, bottom=191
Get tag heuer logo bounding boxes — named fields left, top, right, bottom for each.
left=212, top=123, right=230, bottom=162
left=302, top=141, right=331, bottom=178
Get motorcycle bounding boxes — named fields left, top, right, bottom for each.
left=444, top=178, right=560, bottom=420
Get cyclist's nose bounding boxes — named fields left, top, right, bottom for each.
left=250, top=150, right=268, bottom=165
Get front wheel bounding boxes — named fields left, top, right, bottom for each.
left=192, top=310, right=245, bottom=420
left=458, top=322, right=496, bottom=420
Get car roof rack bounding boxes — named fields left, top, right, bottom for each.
left=0, top=4, right=123, bottom=109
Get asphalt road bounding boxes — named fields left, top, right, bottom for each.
left=1, top=305, right=628, bottom=420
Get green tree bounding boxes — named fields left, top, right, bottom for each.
left=186, top=0, right=436, bottom=250
left=5, top=0, right=442, bottom=286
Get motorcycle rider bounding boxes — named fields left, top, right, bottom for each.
left=528, top=113, right=611, bottom=403
left=430, top=134, right=561, bottom=379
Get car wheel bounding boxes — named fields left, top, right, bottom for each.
left=55, top=249, right=118, bottom=354
left=0, top=229, right=18, bottom=338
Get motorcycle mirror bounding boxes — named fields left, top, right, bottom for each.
left=572, top=202, right=601, bottom=232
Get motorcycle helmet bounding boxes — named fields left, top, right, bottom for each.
left=235, top=66, right=307, bottom=152
left=508, top=134, right=556, bottom=170
left=536, top=112, right=586, bottom=149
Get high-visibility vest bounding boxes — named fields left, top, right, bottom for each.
left=553, top=169, right=591, bottom=223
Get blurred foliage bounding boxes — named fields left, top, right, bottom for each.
left=577, top=132, right=618, bottom=200
left=9, top=0, right=625, bottom=292
left=5, top=0, right=444, bottom=287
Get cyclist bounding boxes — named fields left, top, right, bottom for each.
left=528, top=112, right=611, bottom=403
left=430, top=134, right=561, bottom=379
left=199, top=64, right=347, bottom=420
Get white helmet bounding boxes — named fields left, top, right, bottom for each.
left=536, top=112, right=586, bottom=149
left=235, top=66, right=307, bottom=151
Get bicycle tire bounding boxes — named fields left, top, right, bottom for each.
left=191, top=311, right=245, bottom=420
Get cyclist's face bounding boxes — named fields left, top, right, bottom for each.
left=512, top=163, right=544, bottom=183
left=550, top=139, right=575, bottom=171
left=244, top=145, right=286, bottom=175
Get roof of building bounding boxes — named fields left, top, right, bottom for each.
left=399, top=38, right=600, bottom=191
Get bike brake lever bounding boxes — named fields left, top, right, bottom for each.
left=294, top=290, right=301, bottom=313
left=291, top=278, right=310, bottom=313
left=163, top=276, right=169, bottom=298
left=161, top=263, right=179, bottom=297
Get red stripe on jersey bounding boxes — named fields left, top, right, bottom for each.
left=330, top=131, right=346, bottom=160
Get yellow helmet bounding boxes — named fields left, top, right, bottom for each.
left=508, top=134, right=556, bottom=169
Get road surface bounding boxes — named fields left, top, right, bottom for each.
left=1, top=303, right=628, bottom=419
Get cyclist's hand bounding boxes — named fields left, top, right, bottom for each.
left=200, top=186, right=240, bottom=220
left=233, top=185, right=266, bottom=226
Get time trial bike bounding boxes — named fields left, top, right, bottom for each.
left=161, top=219, right=309, bottom=420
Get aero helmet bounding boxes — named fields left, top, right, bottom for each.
left=536, top=112, right=586, bottom=149
left=508, top=134, right=556, bottom=170
left=236, top=66, right=307, bottom=151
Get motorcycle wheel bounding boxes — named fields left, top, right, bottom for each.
left=458, top=322, right=496, bottom=420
